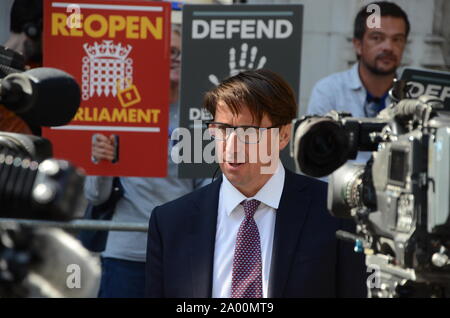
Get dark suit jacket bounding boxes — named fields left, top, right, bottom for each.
left=145, top=169, right=367, bottom=298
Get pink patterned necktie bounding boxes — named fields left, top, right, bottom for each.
left=231, top=199, right=263, bottom=298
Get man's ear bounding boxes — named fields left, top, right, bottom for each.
left=353, top=38, right=362, bottom=57
left=279, top=123, right=291, bottom=151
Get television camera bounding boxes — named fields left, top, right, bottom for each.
left=0, top=46, right=99, bottom=297
left=292, top=68, right=450, bottom=297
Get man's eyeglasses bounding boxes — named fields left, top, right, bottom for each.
left=205, top=121, right=279, bottom=144
left=171, top=47, right=181, bottom=60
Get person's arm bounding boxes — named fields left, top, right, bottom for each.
left=84, top=133, right=117, bottom=205
left=84, top=176, right=114, bottom=205
left=146, top=206, right=164, bottom=297
left=307, top=78, right=337, bottom=116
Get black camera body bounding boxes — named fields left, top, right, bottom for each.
left=292, top=69, right=450, bottom=297
left=0, top=135, right=85, bottom=221
left=0, top=46, right=84, bottom=221
left=0, top=46, right=100, bottom=297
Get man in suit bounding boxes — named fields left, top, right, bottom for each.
left=146, top=69, right=367, bottom=298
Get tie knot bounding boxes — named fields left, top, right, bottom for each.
left=241, top=199, right=260, bottom=219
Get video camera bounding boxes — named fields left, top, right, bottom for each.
left=292, top=68, right=450, bottom=297
left=0, top=46, right=99, bottom=297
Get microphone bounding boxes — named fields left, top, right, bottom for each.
left=0, top=67, right=81, bottom=127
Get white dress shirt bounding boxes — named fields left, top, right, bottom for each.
left=212, top=162, right=285, bottom=298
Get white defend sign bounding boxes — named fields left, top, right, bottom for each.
left=191, top=19, right=293, bottom=39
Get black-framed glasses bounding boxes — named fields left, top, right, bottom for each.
left=171, top=47, right=181, bottom=59
left=205, top=121, right=279, bottom=144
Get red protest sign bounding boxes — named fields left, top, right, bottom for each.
left=43, top=0, right=171, bottom=177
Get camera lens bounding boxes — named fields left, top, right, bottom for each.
left=310, top=126, right=340, bottom=163
left=327, top=163, right=365, bottom=218
left=294, top=117, right=350, bottom=177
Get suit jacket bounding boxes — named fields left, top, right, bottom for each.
left=145, top=169, right=367, bottom=298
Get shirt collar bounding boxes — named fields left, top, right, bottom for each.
left=350, top=62, right=399, bottom=93
left=221, top=161, right=285, bottom=217
left=349, top=62, right=363, bottom=91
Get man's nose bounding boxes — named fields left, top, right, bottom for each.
left=225, top=131, right=238, bottom=153
left=380, top=38, right=395, bottom=52
left=224, top=131, right=245, bottom=161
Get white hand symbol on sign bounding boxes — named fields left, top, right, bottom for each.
left=208, top=43, right=267, bottom=86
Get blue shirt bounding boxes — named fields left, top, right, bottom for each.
left=307, top=63, right=392, bottom=118
left=365, top=91, right=389, bottom=118
left=307, top=63, right=393, bottom=166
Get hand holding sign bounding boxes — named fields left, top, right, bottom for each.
left=208, top=43, right=267, bottom=86
left=91, top=134, right=117, bottom=163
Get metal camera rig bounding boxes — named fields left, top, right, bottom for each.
left=292, top=68, right=450, bottom=297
